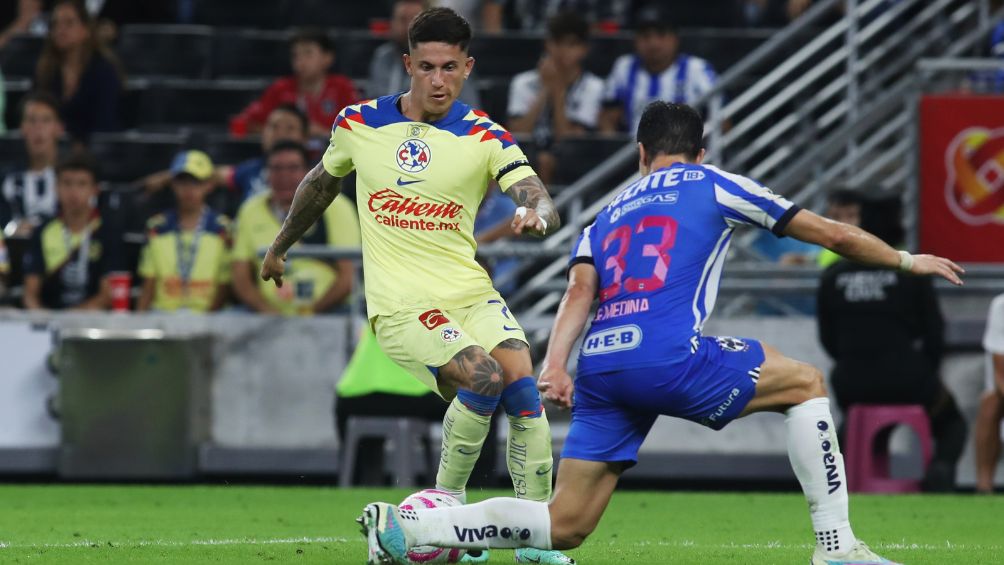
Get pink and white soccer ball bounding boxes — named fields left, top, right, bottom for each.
left=399, top=489, right=467, bottom=563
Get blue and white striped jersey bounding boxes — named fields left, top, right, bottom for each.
left=569, top=163, right=800, bottom=376
left=603, top=53, right=718, bottom=135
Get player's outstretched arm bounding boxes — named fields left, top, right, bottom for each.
left=261, top=163, right=343, bottom=287
left=508, top=175, right=561, bottom=237
left=539, top=263, right=598, bottom=408
left=783, top=209, right=965, bottom=285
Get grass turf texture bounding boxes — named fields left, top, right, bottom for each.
left=0, top=485, right=1000, bottom=564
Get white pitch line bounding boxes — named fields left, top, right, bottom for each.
left=0, top=537, right=999, bottom=553
left=0, top=536, right=351, bottom=550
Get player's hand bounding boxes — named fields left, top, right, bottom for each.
left=512, top=206, right=548, bottom=236
left=908, top=254, right=965, bottom=286
left=538, top=366, right=574, bottom=409
left=260, top=247, right=287, bottom=288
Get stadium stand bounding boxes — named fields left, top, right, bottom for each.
left=0, top=34, right=41, bottom=79
left=117, top=25, right=213, bottom=79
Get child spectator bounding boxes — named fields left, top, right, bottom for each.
left=0, top=92, right=64, bottom=238
left=136, top=150, right=232, bottom=313
left=22, top=152, right=122, bottom=310
left=230, top=28, right=359, bottom=139
left=507, top=11, right=604, bottom=184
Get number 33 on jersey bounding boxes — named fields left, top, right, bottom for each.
left=569, top=163, right=800, bottom=376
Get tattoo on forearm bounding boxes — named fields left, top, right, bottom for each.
left=271, top=163, right=342, bottom=254
left=509, top=175, right=561, bottom=235
left=446, top=345, right=504, bottom=397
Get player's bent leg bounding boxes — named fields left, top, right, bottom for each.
left=739, top=343, right=901, bottom=565
left=359, top=458, right=617, bottom=563
left=435, top=345, right=504, bottom=501
left=739, top=342, right=826, bottom=416
left=547, top=458, right=621, bottom=550
left=974, top=389, right=1004, bottom=493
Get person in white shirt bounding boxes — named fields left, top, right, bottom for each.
left=975, top=293, right=1004, bottom=493
left=506, top=11, right=604, bottom=183
left=599, top=6, right=718, bottom=135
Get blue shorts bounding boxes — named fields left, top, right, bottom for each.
left=561, top=336, right=765, bottom=466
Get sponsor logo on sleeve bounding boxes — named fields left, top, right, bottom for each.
left=581, top=325, right=642, bottom=356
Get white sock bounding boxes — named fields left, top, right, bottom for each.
left=434, top=485, right=467, bottom=505
left=785, top=397, right=857, bottom=555
left=397, top=498, right=551, bottom=550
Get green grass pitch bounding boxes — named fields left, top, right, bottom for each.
left=0, top=485, right=1000, bottom=564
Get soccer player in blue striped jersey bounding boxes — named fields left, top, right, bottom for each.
left=359, top=102, right=966, bottom=565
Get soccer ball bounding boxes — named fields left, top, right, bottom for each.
left=399, top=489, right=467, bottom=563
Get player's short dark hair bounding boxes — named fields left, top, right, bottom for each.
left=637, top=101, right=704, bottom=161
left=19, top=91, right=61, bottom=121
left=827, top=187, right=863, bottom=208
left=56, top=151, right=99, bottom=182
left=408, top=7, right=472, bottom=52
left=267, top=140, right=310, bottom=166
left=547, top=11, right=589, bottom=43
left=271, top=103, right=310, bottom=136
left=290, top=27, right=334, bottom=53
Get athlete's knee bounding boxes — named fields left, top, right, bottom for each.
left=793, top=365, right=827, bottom=403
left=441, top=346, right=503, bottom=392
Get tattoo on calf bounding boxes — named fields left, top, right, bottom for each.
left=447, top=345, right=503, bottom=397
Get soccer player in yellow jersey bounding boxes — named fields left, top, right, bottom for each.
left=262, top=8, right=572, bottom=564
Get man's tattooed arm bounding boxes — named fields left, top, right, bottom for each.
left=270, top=163, right=342, bottom=255
left=507, top=174, right=561, bottom=236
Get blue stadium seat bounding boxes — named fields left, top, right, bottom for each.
left=468, top=35, right=543, bottom=78
left=0, top=34, right=42, bottom=79
left=133, top=79, right=265, bottom=131
left=282, top=0, right=386, bottom=29
left=212, top=30, right=290, bottom=79
left=584, top=36, right=633, bottom=77
left=475, top=78, right=510, bottom=124
left=88, top=132, right=185, bottom=183
left=551, top=135, right=633, bottom=185
left=334, top=33, right=386, bottom=80
left=117, top=25, right=213, bottom=79
left=206, top=135, right=262, bottom=165
left=190, top=0, right=284, bottom=28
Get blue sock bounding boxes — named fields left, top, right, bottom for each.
left=456, top=389, right=501, bottom=416
left=500, top=377, right=543, bottom=418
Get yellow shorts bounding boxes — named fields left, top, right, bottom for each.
left=372, top=295, right=528, bottom=396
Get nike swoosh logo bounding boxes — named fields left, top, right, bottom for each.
left=457, top=447, right=480, bottom=455
left=503, top=326, right=520, bottom=331
left=397, top=177, right=422, bottom=186
left=535, top=466, right=552, bottom=476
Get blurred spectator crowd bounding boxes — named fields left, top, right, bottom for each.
left=0, top=0, right=826, bottom=314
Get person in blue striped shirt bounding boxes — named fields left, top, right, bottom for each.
left=599, top=6, right=717, bottom=135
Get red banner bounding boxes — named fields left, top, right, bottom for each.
left=919, top=95, right=1004, bottom=263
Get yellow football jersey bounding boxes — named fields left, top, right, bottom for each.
left=321, top=95, right=536, bottom=317
left=138, top=210, right=232, bottom=312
